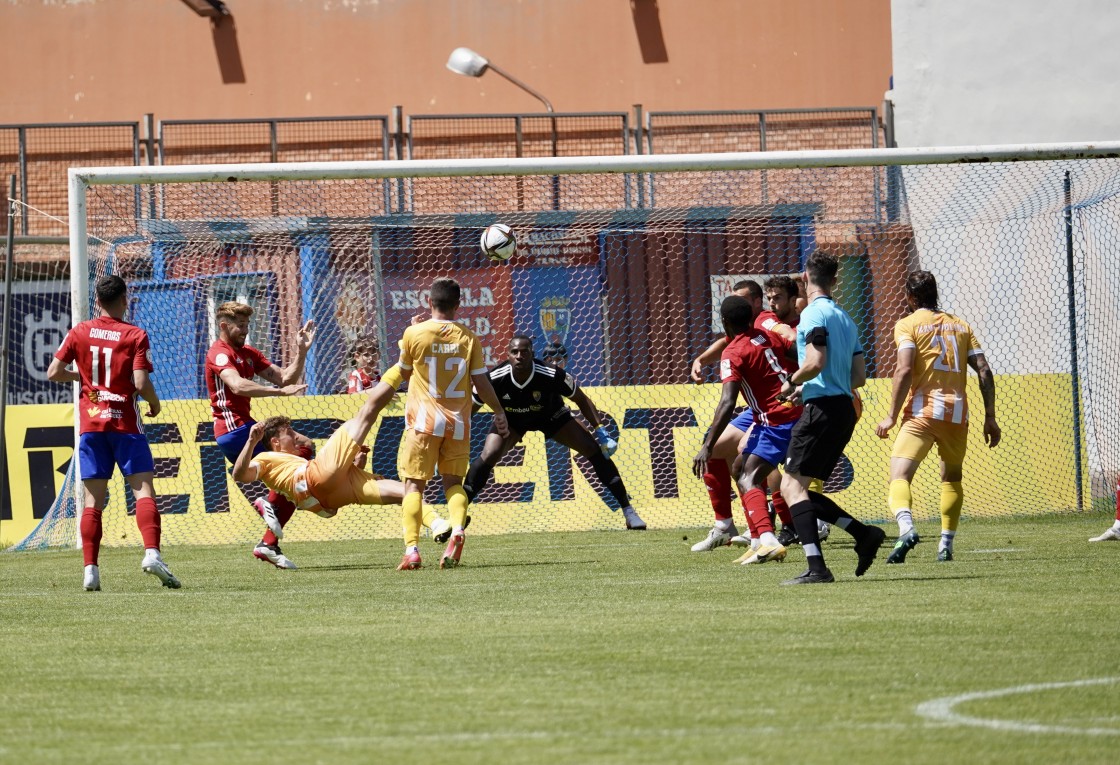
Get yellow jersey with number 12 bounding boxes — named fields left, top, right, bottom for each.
left=894, top=308, right=983, bottom=425
left=398, top=319, right=485, bottom=440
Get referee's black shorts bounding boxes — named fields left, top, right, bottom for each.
left=784, top=394, right=857, bottom=480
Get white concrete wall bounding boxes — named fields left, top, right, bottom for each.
left=890, top=0, right=1120, bottom=147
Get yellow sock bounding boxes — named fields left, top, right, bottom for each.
left=446, top=484, right=469, bottom=530
left=889, top=479, right=912, bottom=513
left=402, top=492, right=423, bottom=548
left=808, top=478, right=824, bottom=494
left=422, top=505, right=439, bottom=530
left=940, top=481, right=963, bottom=533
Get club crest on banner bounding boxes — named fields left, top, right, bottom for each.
left=538, top=296, right=570, bottom=348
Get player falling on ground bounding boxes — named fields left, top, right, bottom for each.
left=347, top=335, right=382, bottom=394
left=692, top=295, right=801, bottom=566
left=875, top=271, right=1001, bottom=562
left=206, top=301, right=314, bottom=569
left=231, top=370, right=410, bottom=525
left=47, top=275, right=180, bottom=591
left=1089, top=478, right=1120, bottom=542
left=396, top=277, right=509, bottom=570
left=689, top=277, right=804, bottom=551
left=778, top=251, right=886, bottom=585
left=463, top=335, right=646, bottom=531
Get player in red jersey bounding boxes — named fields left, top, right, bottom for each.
left=346, top=335, right=381, bottom=394
left=47, top=275, right=180, bottom=592
left=688, top=277, right=802, bottom=552
left=206, top=301, right=313, bottom=569
left=693, top=295, right=803, bottom=565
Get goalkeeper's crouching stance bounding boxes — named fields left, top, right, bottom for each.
left=461, top=334, right=646, bottom=530
left=232, top=366, right=436, bottom=527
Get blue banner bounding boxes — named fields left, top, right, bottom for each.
left=511, top=266, right=605, bottom=385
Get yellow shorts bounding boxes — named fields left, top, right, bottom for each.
left=398, top=429, right=470, bottom=481
left=892, top=417, right=968, bottom=467
left=306, top=427, right=385, bottom=509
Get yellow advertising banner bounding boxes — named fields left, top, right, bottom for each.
left=2, top=373, right=1081, bottom=548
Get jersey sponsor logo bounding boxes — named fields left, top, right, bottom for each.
left=502, top=393, right=511, bottom=400
left=89, top=390, right=127, bottom=403
left=88, top=327, right=122, bottom=342
left=215, top=353, right=230, bottom=366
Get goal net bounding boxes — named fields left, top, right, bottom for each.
left=11, top=145, right=1120, bottom=550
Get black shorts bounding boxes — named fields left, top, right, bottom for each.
left=785, top=395, right=857, bottom=480
left=496, top=408, right=575, bottom=440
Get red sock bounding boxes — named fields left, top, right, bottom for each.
left=80, top=507, right=103, bottom=566
left=702, top=460, right=733, bottom=521
left=135, top=496, right=161, bottom=550
left=745, top=487, right=774, bottom=536
left=1115, top=477, right=1120, bottom=522
left=772, top=489, right=793, bottom=527
left=261, top=491, right=297, bottom=546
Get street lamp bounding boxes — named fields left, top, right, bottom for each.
left=446, top=47, right=559, bottom=209
left=446, top=47, right=554, bottom=112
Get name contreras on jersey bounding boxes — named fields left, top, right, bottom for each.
left=88, top=327, right=122, bottom=342
left=916, top=323, right=969, bottom=334
left=389, top=287, right=495, bottom=310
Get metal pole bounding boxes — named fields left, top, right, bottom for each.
left=68, top=169, right=90, bottom=548
left=1064, top=170, right=1085, bottom=511
left=1, top=175, right=16, bottom=529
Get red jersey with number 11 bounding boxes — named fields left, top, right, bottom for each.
left=54, top=316, right=153, bottom=434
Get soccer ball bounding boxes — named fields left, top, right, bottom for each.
left=480, top=223, right=517, bottom=262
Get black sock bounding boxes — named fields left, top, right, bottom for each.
left=791, top=499, right=828, bottom=572
left=588, top=452, right=630, bottom=506
left=809, top=490, right=869, bottom=539
left=463, top=459, right=494, bottom=502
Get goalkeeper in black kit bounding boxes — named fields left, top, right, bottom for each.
left=464, top=335, right=646, bottom=530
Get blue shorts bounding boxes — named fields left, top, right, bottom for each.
left=78, top=432, right=155, bottom=480
left=730, top=409, right=755, bottom=433
left=741, top=420, right=796, bottom=468
left=216, top=421, right=266, bottom=464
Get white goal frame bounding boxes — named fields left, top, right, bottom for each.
left=63, top=140, right=1120, bottom=547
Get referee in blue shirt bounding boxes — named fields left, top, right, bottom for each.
left=778, top=252, right=886, bottom=584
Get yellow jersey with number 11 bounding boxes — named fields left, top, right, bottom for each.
left=894, top=308, right=983, bottom=425
left=398, top=319, right=485, bottom=441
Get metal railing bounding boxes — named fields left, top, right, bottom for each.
left=2, top=107, right=886, bottom=237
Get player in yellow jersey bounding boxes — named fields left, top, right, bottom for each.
left=875, top=271, right=1001, bottom=562
left=232, top=366, right=412, bottom=519
left=396, top=277, right=508, bottom=570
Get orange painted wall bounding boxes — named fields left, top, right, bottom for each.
left=0, top=0, right=891, bottom=123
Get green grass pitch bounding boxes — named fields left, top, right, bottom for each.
left=2, top=513, right=1118, bottom=764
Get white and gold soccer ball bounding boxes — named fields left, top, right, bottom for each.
left=480, top=223, right=517, bottom=262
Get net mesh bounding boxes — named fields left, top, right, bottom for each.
left=12, top=156, right=1120, bottom=549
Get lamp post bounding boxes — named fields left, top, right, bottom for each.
left=447, top=47, right=559, bottom=209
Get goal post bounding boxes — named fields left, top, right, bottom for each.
left=13, top=141, right=1120, bottom=551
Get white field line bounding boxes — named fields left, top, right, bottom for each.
left=916, top=677, right=1120, bottom=735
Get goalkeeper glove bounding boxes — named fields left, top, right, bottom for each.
left=593, top=426, right=618, bottom=457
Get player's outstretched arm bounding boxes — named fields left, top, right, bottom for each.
left=780, top=334, right=827, bottom=400
left=968, top=352, right=1001, bottom=448
left=569, top=389, right=618, bottom=456
left=690, top=336, right=732, bottom=382
left=220, top=368, right=306, bottom=398
left=692, top=381, right=739, bottom=478
left=875, top=347, right=913, bottom=438
left=46, top=357, right=80, bottom=384
left=277, top=320, right=315, bottom=386
left=133, top=368, right=161, bottom=417
left=232, top=422, right=266, bottom=483
left=472, top=372, right=508, bottom=437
